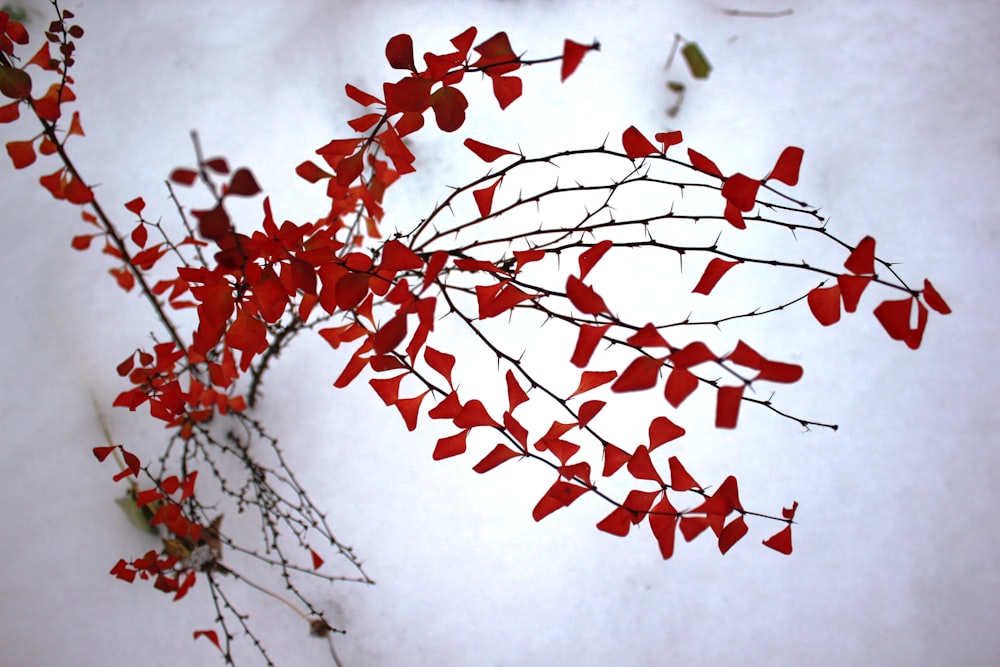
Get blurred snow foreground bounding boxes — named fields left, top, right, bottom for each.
left=1, top=1, right=998, bottom=666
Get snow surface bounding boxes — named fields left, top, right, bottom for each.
left=1, top=1, right=998, bottom=666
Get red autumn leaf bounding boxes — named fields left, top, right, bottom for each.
left=473, top=443, right=520, bottom=473
left=782, top=502, right=799, bottom=520
left=193, top=630, right=222, bottom=651
left=767, top=146, right=804, bottom=185
left=6, top=139, right=35, bottom=169
left=424, top=347, right=455, bottom=386
left=570, top=323, right=611, bottom=368
left=844, top=236, right=876, bottom=275
left=476, top=282, right=536, bottom=319
left=922, top=279, right=951, bottom=314
left=295, top=160, right=331, bottom=183
left=687, top=148, right=722, bottom=177
left=649, top=497, right=678, bottom=559
left=491, top=75, right=522, bottom=109
left=65, top=175, right=94, bottom=205
left=622, top=125, right=658, bottom=159
left=180, top=471, right=198, bottom=501
left=664, top=367, right=698, bottom=408
left=596, top=506, right=635, bottom=536
left=386, top=33, right=416, bottom=71
left=93, top=445, right=117, bottom=462
left=428, top=391, right=462, bottom=420
left=160, top=475, right=180, bottom=495
left=626, top=323, right=669, bottom=348
left=578, top=239, right=613, bottom=281
left=226, top=308, right=268, bottom=356
left=0, top=64, right=32, bottom=100
left=473, top=177, right=502, bottom=217
left=654, top=130, right=683, bottom=152
left=395, top=391, right=428, bottom=431
left=715, top=385, right=744, bottom=428
left=718, top=516, right=748, bottom=554
left=384, top=77, right=433, bottom=115
left=124, top=197, right=145, bottom=216
left=475, top=31, right=517, bottom=60
left=369, top=374, right=405, bottom=406
left=837, top=274, right=871, bottom=313
left=721, top=173, right=760, bottom=212
left=505, top=370, right=529, bottom=412
left=421, top=250, right=448, bottom=292
left=373, top=313, right=408, bottom=354
left=110, top=559, right=137, bottom=583
left=758, top=359, right=803, bottom=384
left=135, top=488, right=163, bottom=508
left=874, top=296, right=928, bottom=349
left=464, top=137, right=518, bottom=162
left=558, top=461, right=593, bottom=487
left=577, top=399, right=605, bottom=427
left=532, top=480, right=590, bottom=521
left=561, top=39, right=592, bottom=81
left=335, top=272, right=370, bottom=310
left=71, top=234, right=93, bottom=250
left=723, top=201, right=746, bottom=230
left=336, top=151, right=365, bottom=187
left=433, top=430, right=469, bottom=460
left=763, top=525, right=793, bottom=554
left=430, top=85, right=468, bottom=132
left=566, top=274, right=609, bottom=315
left=602, top=444, right=630, bottom=477
left=726, top=340, right=766, bottom=370
left=668, top=455, right=699, bottom=491
left=693, top=258, right=739, bottom=295
left=648, top=416, right=685, bottom=449
left=569, top=369, right=617, bottom=398
left=0, top=100, right=20, bottom=122
left=669, top=341, right=716, bottom=369
left=131, top=223, right=147, bottom=248
left=627, top=445, right=663, bottom=484
left=611, top=355, right=663, bottom=392
left=67, top=110, right=85, bottom=137
left=169, top=168, right=198, bottom=186
left=227, top=168, right=261, bottom=196
left=345, top=83, right=383, bottom=107
left=503, top=411, right=529, bottom=447
left=193, top=204, right=230, bottom=242
left=807, top=284, right=841, bottom=326
left=454, top=399, right=501, bottom=429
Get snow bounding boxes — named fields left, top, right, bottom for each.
left=1, top=1, right=998, bottom=665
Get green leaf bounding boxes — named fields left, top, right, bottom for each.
left=681, top=42, right=712, bottom=79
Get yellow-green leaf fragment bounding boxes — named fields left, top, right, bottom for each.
left=681, top=42, right=712, bottom=79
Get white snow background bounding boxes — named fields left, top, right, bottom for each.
left=1, top=1, right=998, bottom=666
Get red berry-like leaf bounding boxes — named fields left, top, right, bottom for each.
left=124, top=197, right=145, bottom=217
left=723, top=201, right=746, bottom=230
left=464, top=138, right=518, bottom=162
left=807, top=285, right=841, bottom=326
left=693, top=258, right=739, bottom=295
left=430, top=85, right=468, bottom=132
left=622, top=125, right=659, bottom=159
left=93, top=445, right=117, bottom=462
left=767, top=146, right=804, bottom=186
left=763, top=525, right=793, bottom=554
left=561, top=39, right=593, bottom=81
left=844, top=236, right=876, bottom=275
left=373, top=313, right=407, bottom=354
left=386, top=33, right=416, bottom=71
left=921, top=279, right=951, bottom=314
left=654, top=130, right=683, bottom=152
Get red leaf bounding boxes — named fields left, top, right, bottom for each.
left=335, top=151, right=365, bottom=187
left=180, top=471, right=197, bottom=501
left=767, top=146, right=804, bottom=186
left=922, top=279, right=951, bottom=314
left=611, top=356, right=663, bottom=392
left=476, top=282, right=536, bottom=319
left=492, top=75, right=522, bottom=109
left=135, top=488, right=163, bottom=508
left=596, top=506, right=635, bottom=536
left=687, top=148, right=721, bottom=177
left=454, top=399, right=501, bottom=429
left=369, top=373, right=405, bottom=406
left=428, top=391, right=462, bottom=420
left=721, top=173, right=760, bottom=212
left=386, top=33, right=416, bottom=71
left=193, top=630, right=222, bottom=651
left=475, top=31, right=517, bottom=60
left=65, top=175, right=94, bottom=205
left=124, top=197, right=145, bottom=216
left=602, top=444, right=631, bottom=476
left=648, top=416, right=685, bottom=449
left=226, top=308, right=268, bottom=356
left=578, top=239, right=612, bottom=281
left=295, top=160, right=332, bottom=183
left=473, top=444, right=520, bottom=473
left=782, top=502, right=799, bottom=520
left=668, top=456, right=699, bottom=491
left=626, top=323, right=669, bottom=348
left=422, top=250, right=448, bottom=292
left=561, top=39, right=592, bottom=81
left=110, top=559, right=137, bottom=583
left=693, top=258, right=739, bottom=295
left=669, top=341, right=716, bottom=369
left=503, top=411, right=529, bottom=446
left=345, top=83, right=383, bottom=107
left=664, top=367, right=698, bottom=408
left=532, top=480, right=590, bottom=521
left=874, top=296, right=928, bottom=349
left=807, top=285, right=841, bottom=326
left=577, top=400, right=605, bottom=427
left=451, top=26, right=478, bottom=55
left=569, top=369, right=617, bottom=398
left=763, top=525, right=793, bottom=554
left=430, top=85, right=468, bottom=132
left=566, top=274, right=609, bottom=315
left=0, top=100, right=20, bottom=122
left=193, top=204, right=230, bottom=242
left=649, top=497, right=678, bottom=559
left=844, top=236, right=876, bottom=275
left=570, top=323, right=611, bottom=368
left=723, top=201, right=746, bottom=230
left=71, top=234, right=93, bottom=250
left=505, top=370, right=529, bottom=412
left=718, top=516, right=748, bottom=554
left=227, top=168, right=261, bottom=197
left=170, top=168, right=198, bottom=186
left=464, top=138, right=518, bottom=162
left=627, top=445, right=663, bottom=484
left=160, top=476, right=180, bottom=495
left=424, top=347, right=455, bottom=386
left=373, top=313, right=408, bottom=355
left=0, top=64, right=32, bottom=100
left=395, top=391, right=428, bottom=430
left=131, top=223, right=147, bottom=248
left=654, top=131, right=683, bottom=152
left=433, top=430, right=469, bottom=460
left=335, top=272, right=371, bottom=310
left=93, top=445, right=117, bottom=462
left=5, top=139, right=35, bottom=169
left=837, top=274, right=871, bottom=313
left=715, top=385, right=744, bottom=428
left=473, top=177, right=502, bottom=217
left=622, top=125, right=658, bottom=159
